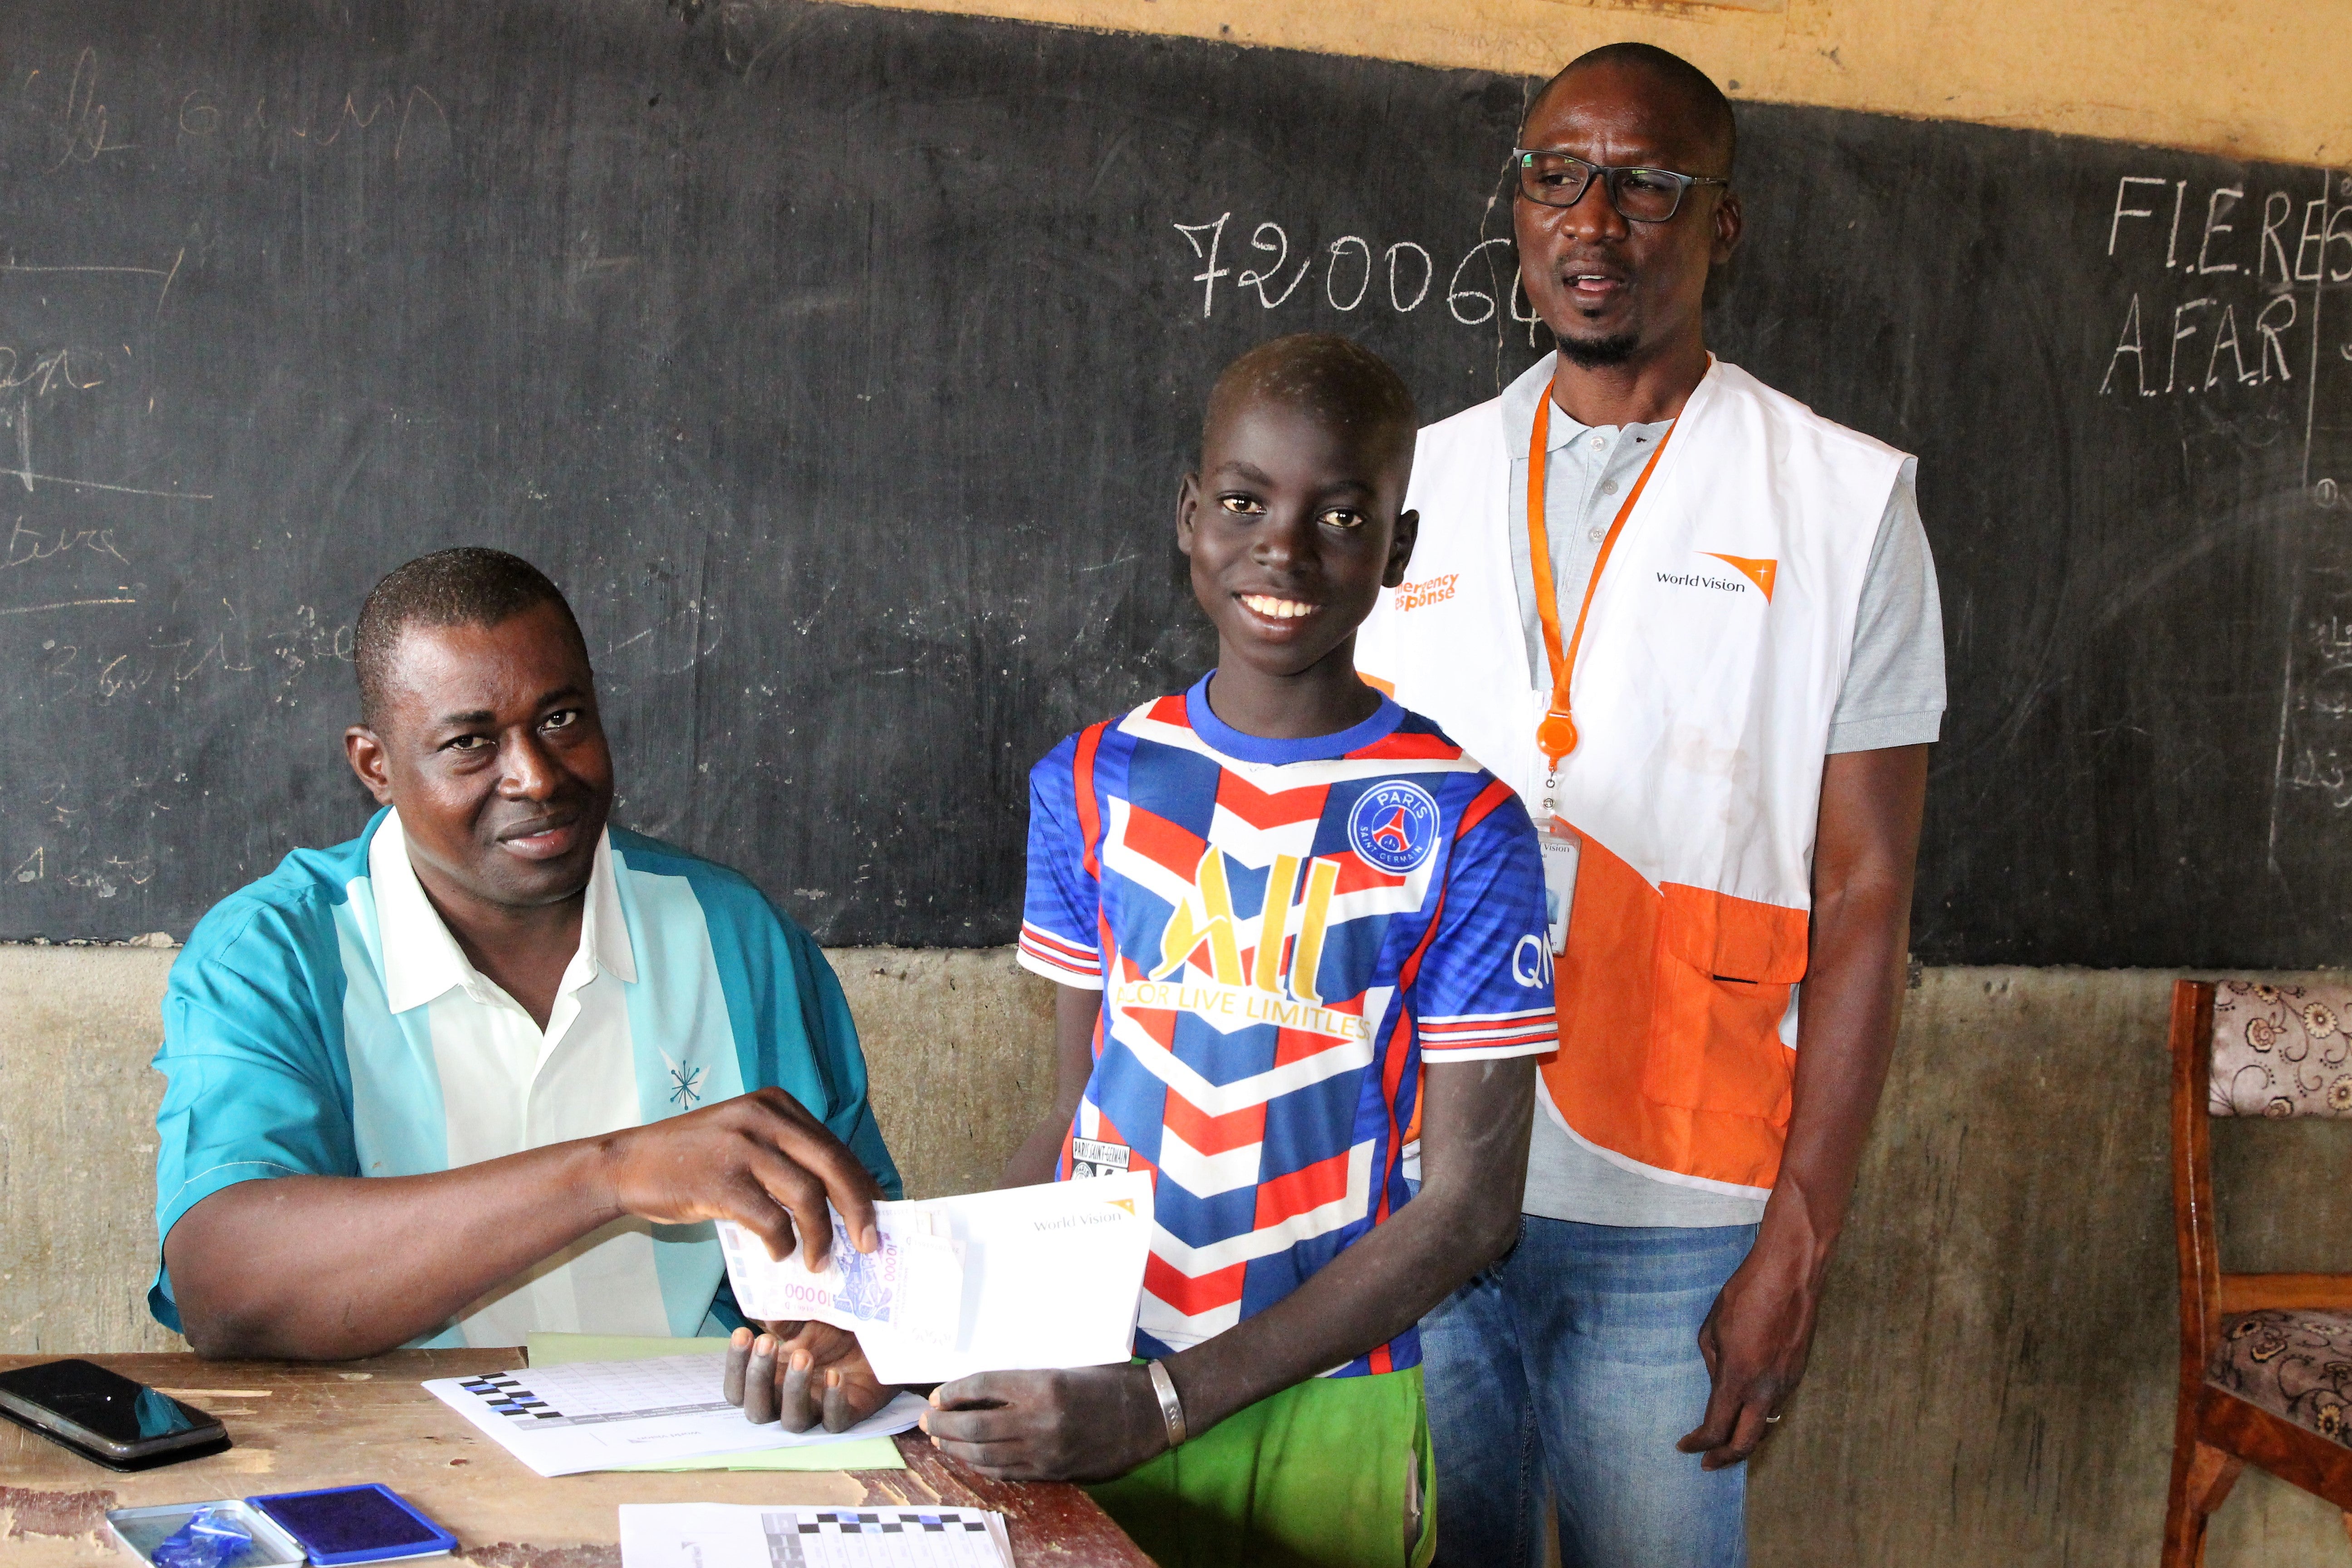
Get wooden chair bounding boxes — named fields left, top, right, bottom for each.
left=2166, top=978, right=2352, bottom=1563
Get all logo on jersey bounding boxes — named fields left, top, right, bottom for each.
left=1348, top=782, right=1440, bottom=873
left=1121, top=843, right=1368, bottom=1042
left=1149, top=848, right=1340, bottom=1004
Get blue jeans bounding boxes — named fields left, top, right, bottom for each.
left=1418, top=1211, right=1757, bottom=1568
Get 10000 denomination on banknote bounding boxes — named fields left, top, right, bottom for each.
left=717, top=1207, right=965, bottom=1349
left=716, top=1216, right=906, bottom=1327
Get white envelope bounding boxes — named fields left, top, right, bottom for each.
left=719, top=1172, right=1155, bottom=1386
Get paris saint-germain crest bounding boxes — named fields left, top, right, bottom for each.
left=1348, top=781, right=1439, bottom=873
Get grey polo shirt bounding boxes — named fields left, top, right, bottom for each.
left=1495, top=355, right=1947, bottom=1228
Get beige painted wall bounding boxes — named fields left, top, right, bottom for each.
left=818, top=0, right=2348, bottom=167
left=9, top=945, right=2352, bottom=1562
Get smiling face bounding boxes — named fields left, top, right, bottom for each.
left=345, top=599, right=614, bottom=913
left=1514, top=59, right=1740, bottom=368
left=1177, top=391, right=1417, bottom=687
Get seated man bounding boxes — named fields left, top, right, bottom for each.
left=152, top=547, right=896, bottom=1379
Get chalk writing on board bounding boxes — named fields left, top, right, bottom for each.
left=0, top=346, right=110, bottom=394
left=1174, top=213, right=1535, bottom=339
left=9, top=837, right=157, bottom=899
left=13, top=46, right=451, bottom=171
left=2098, top=173, right=2349, bottom=408
left=184, top=83, right=451, bottom=163
left=2291, top=748, right=2352, bottom=809
left=0, top=250, right=184, bottom=315
left=28, top=601, right=353, bottom=708
left=23, top=48, right=135, bottom=172
left=2286, top=594, right=2352, bottom=814
left=0, top=395, right=210, bottom=501
left=6, top=763, right=164, bottom=897
left=2, top=518, right=128, bottom=571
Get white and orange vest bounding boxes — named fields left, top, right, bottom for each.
left=1357, top=358, right=1906, bottom=1196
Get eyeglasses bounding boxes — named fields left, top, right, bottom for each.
left=1512, top=149, right=1729, bottom=224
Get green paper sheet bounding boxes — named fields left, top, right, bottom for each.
left=523, top=1332, right=906, bottom=1472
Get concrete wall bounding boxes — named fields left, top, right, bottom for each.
left=1747, top=967, right=2352, bottom=1566
left=0, top=946, right=185, bottom=1357
left=9, top=945, right=2352, bottom=1562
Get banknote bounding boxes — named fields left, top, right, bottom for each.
left=717, top=1209, right=962, bottom=1346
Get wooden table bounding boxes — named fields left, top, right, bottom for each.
left=0, top=1352, right=1151, bottom=1567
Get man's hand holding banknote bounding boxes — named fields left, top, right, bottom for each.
left=717, top=1176, right=1158, bottom=1436
left=716, top=1204, right=914, bottom=1433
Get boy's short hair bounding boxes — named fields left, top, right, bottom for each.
left=354, top=547, right=585, bottom=726
left=1203, top=333, right=1417, bottom=463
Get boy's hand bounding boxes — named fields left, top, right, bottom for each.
left=722, top=1321, right=900, bottom=1432
left=921, top=1364, right=1168, bottom=1482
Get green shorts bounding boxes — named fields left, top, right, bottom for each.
left=1084, top=1366, right=1436, bottom=1568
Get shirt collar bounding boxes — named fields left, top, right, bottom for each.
left=1500, top=350, right=1678, bottom=454
left=370, top=810, right=635, bottom=1014
left=1184, top=671, right=1405, bottom=765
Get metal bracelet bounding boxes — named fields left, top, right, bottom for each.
left=1146, top=1358, right=1187, bottom=1449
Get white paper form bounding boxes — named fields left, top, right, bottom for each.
left=720, top=1171, right=1154, bottom=1386
left=423, top=1352, right=924, bottom=1477
left=619, top=1503, right=1011, bottom=1568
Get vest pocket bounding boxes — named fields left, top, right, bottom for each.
left=1639, top=884, right=1809, bottom=1122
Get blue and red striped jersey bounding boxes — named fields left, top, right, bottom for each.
left=1017, top=675, right=1556, bottom=1376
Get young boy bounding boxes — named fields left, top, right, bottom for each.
left=921, top=334, right=1556, bottom=1566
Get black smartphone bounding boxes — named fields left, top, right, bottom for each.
left=0, top=1359, right=231, bottom=1470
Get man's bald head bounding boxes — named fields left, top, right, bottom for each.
left=1201, top=333, right=1417, bottom=470
left=1525, top=43, right=1735, bottom=176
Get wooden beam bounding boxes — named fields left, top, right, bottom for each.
left=2218, top=1274, right=2352, bottom=1313
left=2198, top=1387, right=2352, bottom=1512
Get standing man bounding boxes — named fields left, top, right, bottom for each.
left=1356, top=43, right=1943, bottom=1567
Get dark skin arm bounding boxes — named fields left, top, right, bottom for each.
left=998, top=984, right=1100, bottom=1188
left=923, top=985, right=1534, bottom=1481
left=166, top=1088, right=883, bottom=1361
left=1676, top=742, right=1927, bottom=1468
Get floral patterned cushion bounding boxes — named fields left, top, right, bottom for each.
left=2209, top=1309, right=2352, bottom=1446
left=2208, top=980, right=2352, bottom=1117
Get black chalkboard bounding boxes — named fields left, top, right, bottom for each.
left=0, top=0, right=2345, bottom=967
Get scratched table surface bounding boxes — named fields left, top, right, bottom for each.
left=0, top=1352, right=1151, bottom=1567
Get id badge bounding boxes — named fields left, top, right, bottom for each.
left=1539, top=820, right=1580, bottom=956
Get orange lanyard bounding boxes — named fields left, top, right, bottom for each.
left=1527, top=377, right=1676, bottom=771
